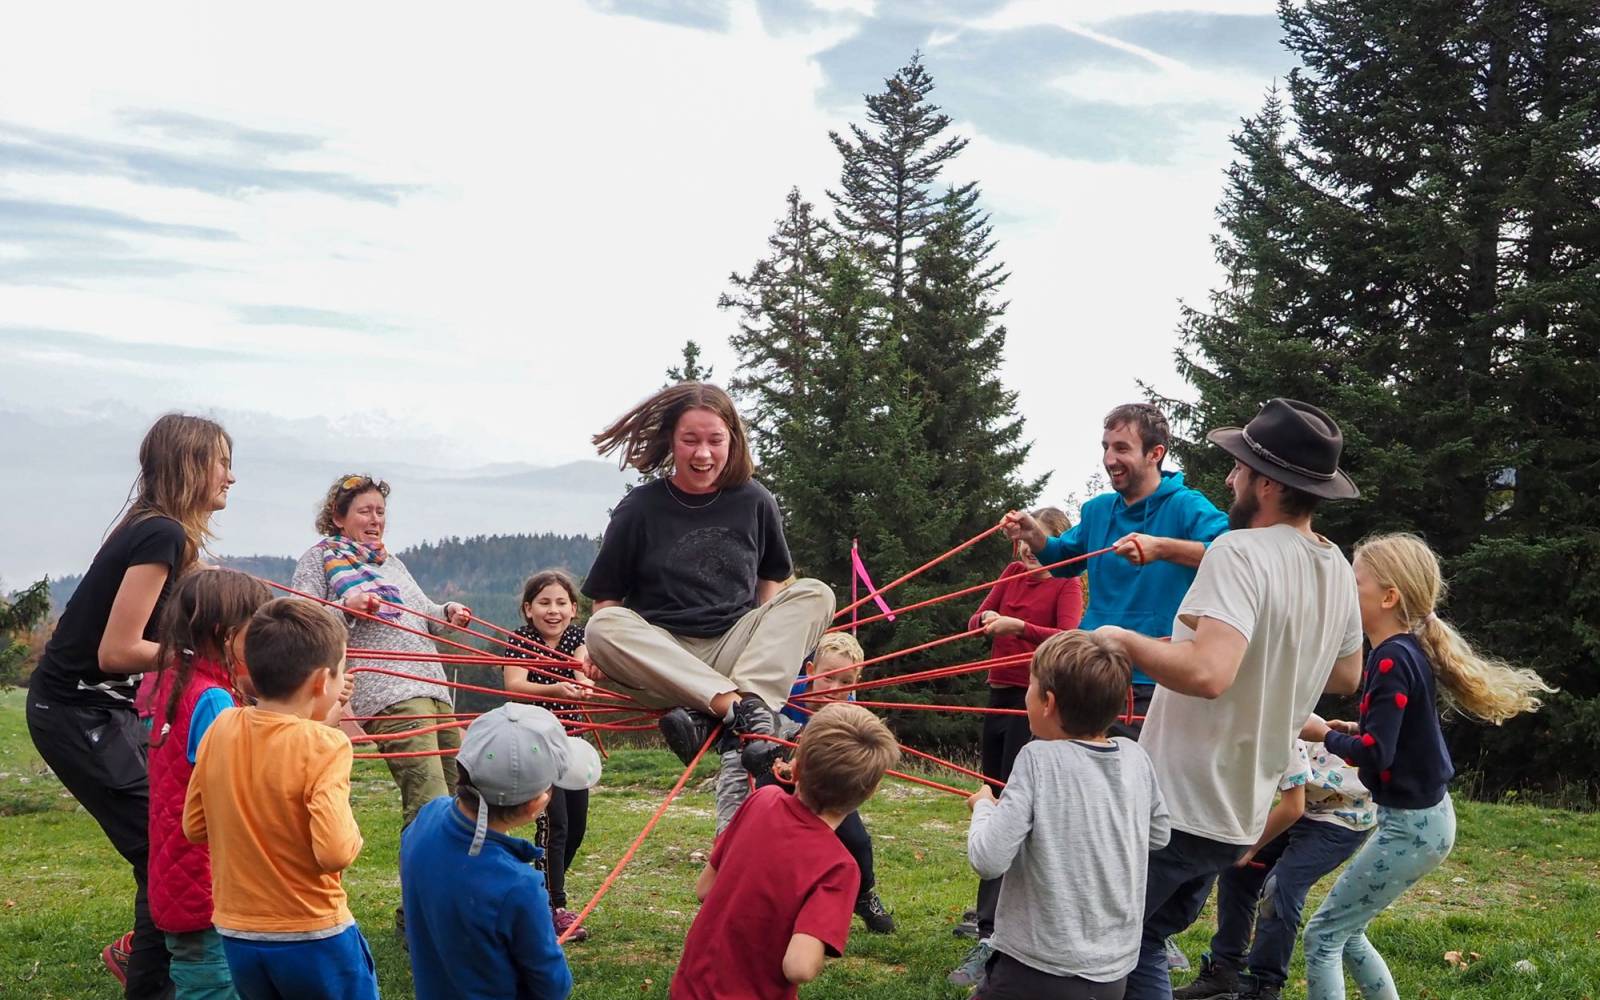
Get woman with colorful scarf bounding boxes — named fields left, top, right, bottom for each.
left=289, top=475, right=471, bottom=834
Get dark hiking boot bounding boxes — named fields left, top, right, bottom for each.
left=854, top=888, right=896, bottom=934
left=1235, top=972, right=1282, bottom=1000
left=1173, top=953, right=1242, bottom=999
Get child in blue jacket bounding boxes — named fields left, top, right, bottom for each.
left=400, top=704, right=602, bottom=999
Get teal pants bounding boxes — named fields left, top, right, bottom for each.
left=1302, top=795, right=1456, bottom=999
left=166, top=929, right=238, bottom=1000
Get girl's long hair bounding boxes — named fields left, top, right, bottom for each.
left=113, top=413, right=232, bottom=570
left=591, top=382, right=754, bottom=488
left=150, top=568, right=272, bottom=748
left=1355, top=533, right=1554, bottom=724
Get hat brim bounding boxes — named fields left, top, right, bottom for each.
left=1207, top=428, right=1360, bottom=500
left=555, top=736, right=603, bottom=791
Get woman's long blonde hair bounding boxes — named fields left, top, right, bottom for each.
left=1354, top=533, right=1554, bottom=724
left=114, top=413, right=231, bottom=570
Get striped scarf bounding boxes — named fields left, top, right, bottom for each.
left=317, top=535, right=403, bottom=621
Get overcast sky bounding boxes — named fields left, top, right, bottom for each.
left=1, top=0, right=1293, bottom=581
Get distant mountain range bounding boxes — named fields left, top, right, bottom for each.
left=49, top=533, right=601, bottom=634
left=0, top=406, right=634, bottom=585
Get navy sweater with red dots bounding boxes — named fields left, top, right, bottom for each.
left=1323, top=634, right=1454, bottom=810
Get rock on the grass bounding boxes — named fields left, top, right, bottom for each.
left=1513, top=959, right=1538, bottom=975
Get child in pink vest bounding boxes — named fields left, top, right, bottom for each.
left=146, top=569, right=271, bottom=998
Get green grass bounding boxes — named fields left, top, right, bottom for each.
left=1, top=685, right=1597, bottom=998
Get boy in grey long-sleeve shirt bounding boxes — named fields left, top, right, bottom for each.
left=967, top=631, right=1170, bottom=999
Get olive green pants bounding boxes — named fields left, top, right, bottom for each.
left=362, top=697, right=462, bottom=828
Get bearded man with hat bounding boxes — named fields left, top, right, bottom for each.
left=1094, top=399, right=1366, bottom=1000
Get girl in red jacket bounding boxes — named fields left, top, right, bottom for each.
left=146, top=569, right=271, bottom=999
left=950, top=507, right=1086, bottom=983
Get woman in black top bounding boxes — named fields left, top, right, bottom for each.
left=27, top=413, right=235, bottom=999
left=581, top=383, right=834, bottom=772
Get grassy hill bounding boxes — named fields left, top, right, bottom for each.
left=1, top=689, right=1598, bottom=998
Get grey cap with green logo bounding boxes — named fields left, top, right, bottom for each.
left=456, top=703, right=602, bottom=855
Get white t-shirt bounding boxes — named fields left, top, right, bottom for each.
left=1141, top=524, right=1362, bottom=845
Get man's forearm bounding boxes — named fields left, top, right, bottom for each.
left=1155, top=537, right=1208, bottom=569
left=1111, top=625, right=1240, bottom=699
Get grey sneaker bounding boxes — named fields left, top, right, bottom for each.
left=1166, top=936, right=1192, bottom=972
left=1172, top=953, right=1240, bottom=999
left=948, top=940, right=994, bottom=988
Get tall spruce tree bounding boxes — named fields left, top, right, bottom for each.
left=1161, top=0, right=1600, bottom=795
left=723, top=57, right=1044, bottom=746
left=906, top=183, right=1044, bottom=537
left=721, top=188, right=830, bottom=454
left=829, top=54, right=969, bottom=319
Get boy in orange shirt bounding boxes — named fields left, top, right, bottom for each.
left=183, top=598, right=376, bottom=1000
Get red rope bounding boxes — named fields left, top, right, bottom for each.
left=823, top=699, right=1027, bottom=717
left=465, top=612, right=583, bottom=664
left=259, top=579, right=629, bottom=704
left=795, top=653, right=1033, bottom=702
left=347, top=648, right=569, bottom=668
left=348, top=720, right=470, bottom=743
left=740, top=733, right=972, bottom=798
left=833, top=524, right=1003, bottom=620
left=557, top=725, right=722, bottom=944
left=354, top=747, right=457, bottom=759
left=785, top=703, right=1004, bottom=789
left=829, top=546, right=1116, bottom=632
left=349, top=666, right=650, bottom=713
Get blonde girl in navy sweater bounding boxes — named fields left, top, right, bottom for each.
left=1299, top=533, right=1552, bottom=999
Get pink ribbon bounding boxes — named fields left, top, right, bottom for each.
left=851, top=544, right=896, bottom=623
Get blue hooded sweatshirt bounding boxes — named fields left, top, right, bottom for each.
left=1039, top=470, right=1229, bottom=684
left=400, top=796, right=573, bottom=1000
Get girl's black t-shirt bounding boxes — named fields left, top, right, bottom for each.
left=36, top=516, right=186, bottom=709
left=582, top=479, right=793, bottom=638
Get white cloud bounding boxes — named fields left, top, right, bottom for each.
left=0, top=0, right=1286, bottom=576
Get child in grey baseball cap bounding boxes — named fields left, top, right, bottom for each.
left=456, top=703, right=604, bottom=856
left=399, top=704, right=602, bottom=999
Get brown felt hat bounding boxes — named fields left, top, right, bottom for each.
left=1206, top=398, right=1359, bottom=500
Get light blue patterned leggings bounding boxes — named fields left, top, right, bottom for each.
left=1302, top=795, right=1456, bottom=999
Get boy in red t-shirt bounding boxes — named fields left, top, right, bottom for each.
left=672, top=702, right=900, bottom=1000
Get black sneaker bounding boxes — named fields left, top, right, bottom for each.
left=854, top=888, right=895, bottom=934
left=719, top=694, right=778, bottom=753
left=953, top=908, right=980, bottom=939
left=1235, top=972, right=1282, bottom=1000
left=1172, top=953, right=1241, bottom=1000
left=658, top=707, right=718, bottom=764
left=740, top=739, right=791, bottom=780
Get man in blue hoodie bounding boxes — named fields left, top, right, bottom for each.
left=1003, top=403, right=1229, bottom=738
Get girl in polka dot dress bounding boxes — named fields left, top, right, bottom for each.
left=502, top=569, right=595, bottom=942
left=1298, top=533, right=1553, bottom=1000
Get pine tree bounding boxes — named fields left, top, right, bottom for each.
left=829, top=53, right=969, bottom=320
left=1162, top=0, right=1600, bottom=794
left=905, top=183, right=1043, bottom=539
left=665, top=340, right=713, bottom=384
left=725, top=57, right=1046, bottom=747
left=721, top=188, right=830, bottom=453
left=1, top=579, right=51, bottom=687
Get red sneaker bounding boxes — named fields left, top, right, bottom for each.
left=552, top=908, right=590, bottom=942
left=102, top=931, right=133, bottom=986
